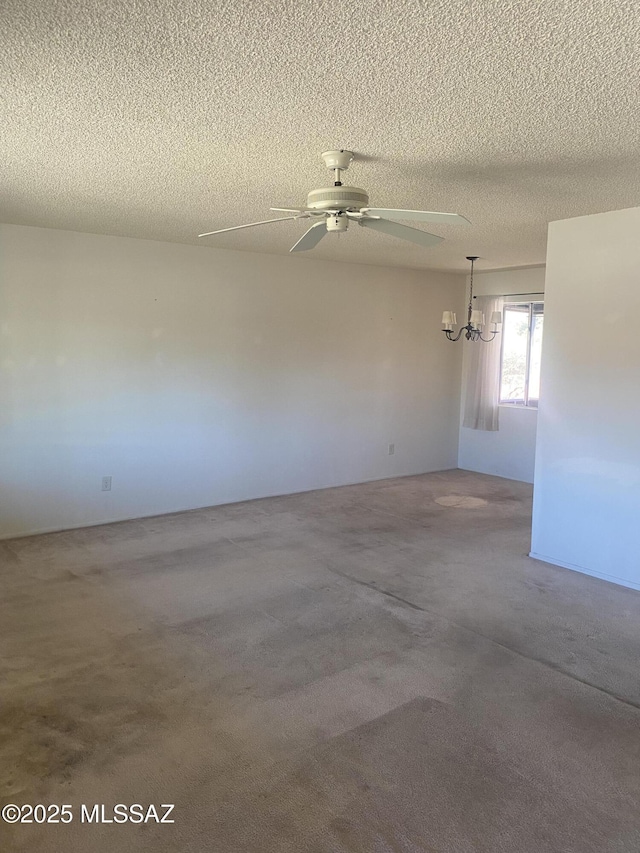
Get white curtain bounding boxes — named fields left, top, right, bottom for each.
left=462, top=295, right=504, bottom=431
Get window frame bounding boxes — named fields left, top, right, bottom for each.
left=498, top=300, right=544, bottom=408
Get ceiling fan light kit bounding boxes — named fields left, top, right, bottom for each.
left=442, top=256, right=502, bottom=343
left=199, top=149, right=471, bottom=253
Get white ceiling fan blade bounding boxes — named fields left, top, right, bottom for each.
left=271, top=207, right=307, bottom=213
left=359, top=217, right=443, bottom=248
left=271, top=207, right=326, bottom=216
left=289, top=221, right=327, bottom=253
left=361, top=208, right=470, bottom=226
left=198, top=216, right=301, bottom=238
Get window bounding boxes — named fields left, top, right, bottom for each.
left=499, top=302, right=544, bottom=407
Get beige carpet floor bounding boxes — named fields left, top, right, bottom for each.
left=1, top=469, right=640, bottom=852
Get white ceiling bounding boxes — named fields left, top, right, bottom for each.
left=2, top=0, right=639, bottom=272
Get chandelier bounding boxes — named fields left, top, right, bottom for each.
left=442, top=256, right=502, bottom=342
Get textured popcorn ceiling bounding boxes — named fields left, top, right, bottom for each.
left=1, top=0, right=639, bottom=272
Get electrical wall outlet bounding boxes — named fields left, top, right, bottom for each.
left=101, top=476, right=112, bottom=492
left=388, top=443, right=395, bottom=456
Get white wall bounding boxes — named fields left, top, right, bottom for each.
left=531, top=206, right=640, bottom=590
left=0, top=224, right=465, bottom=539
left=458, top=267, right=546, bottom=483
left=459, top=404, right=539, bottom=483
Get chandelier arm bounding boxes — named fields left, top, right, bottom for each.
left=477, top=330, right=499, bottom=342
left=443, top=327, right=466, bottom=342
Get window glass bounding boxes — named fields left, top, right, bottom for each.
left=500, top=307, right=529, bottom=402
left=499, top=301, right=544, bottom=407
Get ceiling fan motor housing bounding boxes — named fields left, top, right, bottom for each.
left=326, top=214, right=349, bottom=232
left=306, top=186, right=369, bottom=211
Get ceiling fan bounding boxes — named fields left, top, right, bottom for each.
left=199, top=150, right=470, bottom=252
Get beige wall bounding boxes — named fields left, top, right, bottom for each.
left=0, top=224, right=465, bottom=538
left=531, top=206, right=640, bottom=589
